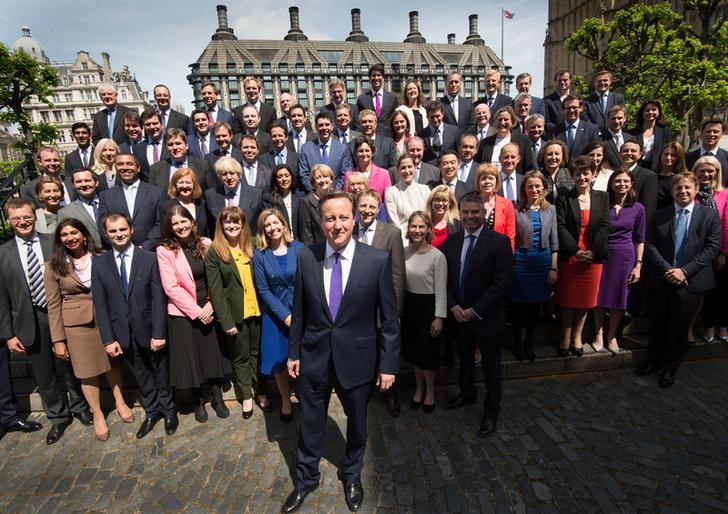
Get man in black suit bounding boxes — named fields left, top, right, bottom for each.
left=514, top=72, right=545, bottom=116
left=98, top=153, right=165, bottom=251
left=475, top=69, right=512, bottom=114
left=0, top=326, right=43, bottom=437
left=442, top=192, right=513, bottom=437
left=21, top=147, right=74, bottom=208
left=388, top=137, right=440, bottom=186
left=287, top=104, right=316, bottom=153
left=91, top=83, right=134, bottom=146
left=602, top=105, right=637, bottom=169
left=321, top=78, right=359, bottom=132
left=153, top=84, right=189, bottom=134
left=118, top=111, right=144, bottom=153
left=583, top=70, right=625, bottom=135
left=543, top=69, right=572, bottom=137
left=441, top=72, right=474, bottom=133
left=205, top=155, right=263, bottom=235
left=205, top=121, right=243, bottom=170
left=235, top=105, right=272, bottom=154
left=513, top=93, right=534, bottom=136
left=418, top=101, right=460, bottom=164
left=332, top=103, right=361, bottom=144
left=498, top=143, right=524, bottom=203
left=619, top=140, right=658, bottom=224
left=64, top=122, right=95, bottom=174
left=457, top=133, right=480, bottom=191
left=356, top=64, right=398, bottom=137
left=149, top=128, right=215, bottom=191
left=232, top=77, right=277, bottom=134
left=92, top=212, right=177, bottom=438
left=551, top=95, right=600, bottom=161
left=472, top=103, right=495, bottom=143
left=259, top=122, right=299, bottom=181
left=197, top=82, right=234, bottom=127
left=239, top=134, right=272, bottom=189
left=637, top=172, right=721, bottom=387
left=686, top=119, right=728, bottom=185
left=187, top=108, right=218, bottom=159
left=276, top=92, right=296, bottom=131
left=282, top=190, right=399, bottom=513
left=356, top=110, right=396, bottom=170
left=428, top=150, right=468, bottom=201
left=132, top=109, right=169, bottom=180
left=526, top=114, right=547, bottom=169
left=0, top=199, right=91, bottom=444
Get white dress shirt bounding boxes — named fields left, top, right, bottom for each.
left=122, top=180, right=140, bottom=214
left=323, top=237, right=356, bottom=302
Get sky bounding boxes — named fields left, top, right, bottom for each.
left=1, top=1, right=548, bottom=113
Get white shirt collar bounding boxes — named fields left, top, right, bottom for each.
left=674, top=201, right=695, bottom=214
left=464, top=225, right=484, bottom=239
left=325, top=236, right=356, bottom=261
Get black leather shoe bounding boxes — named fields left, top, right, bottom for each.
left=478, top=413, right=497, bottom=438
left=135, top=415, right=160, bottom=439
left=194, top=405, right=208, bottom=423
left=444, top=395, right=477, bottom=410
left=635, top=361, right=660, bottom=376
left=46, top=420, right=71, bottom=445
left=344, top=480, right=364, bottom=511
left=282, top=485, right=317, bottom=513
left=73, top=410, right=94, bottom=426
left=3, top=418, right=43, bottom=433
left=386, top=397, right=400, bottom=418
left=211, top=400, right=230, bottom=419
left=164, top=414, right=179, bottom=435
left=659, top=370, right=675, bottom=388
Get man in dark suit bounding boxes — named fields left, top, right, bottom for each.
left=356, top=110, right=396, bottom=171
left=475, top=113, right=532, bottom=173
left=457, top=133, right=480, bottom=192
left=149, top=128, right=215, bottom=191
left=428, top=150, right=468, bottom=201
left=91, top=83, right=134, bottom=146
left=685, top=120, right=728, bottom=185
left=276, top=92, right=296, bottom=132
left=418, top=101, right=460, bottom=165
left=92, top=212, right=177, bottom=438
left=21, top=147, right=74, bottom=208
left=543, top=69, right=572, bottom=137
left=239, top=134, right=273, bottom=189
left=154, top=84, right=189, bottom=134
left=187, top=108, right=218, bottom=159
left=551, top=95, right=600, bottom=162
left=321, top=78, right=359, bottom=132
left=204, top=155, right=263, bottom=235
left=583, top=70, right=625, bottom=135
left=58, top=168, right=105, bottom=248
left=282, top=190, right=399, bottom=513
left=98, top=153, right=164, bottom=251
left=64, top=122, right=95, bottom=174
left=441, top=72, right=474, bottom=133
left=356, top=64, right=398, bottom=137
left=205, top=121, right=243, bottom=170
left=259, top=122, right=299, bottom=181
left=332, top=103, right=361, bottom=144
left=287, top=104, right=316, bottom=154
left=133, top=109, right=169, bottom=180
left=0, top=327, right=43, bottom=437
left=514, top=72, right=545, bottom=116
left=442, top=192, right=513, bottom=437
left=197, top=82, right=234, bottom=128
left=232, top=77, right=277, bottom=133
left=498, top=143, right=524, bottom=203
left=234, top=105, right=272, bottom=154
left=513, top=93, right=535, bottom=136
left=602, top=105, right=637, bottom=169
left=118, top=111, right=144, bottom=153
left=637, top=172, right=721, bottom=387
left=471, top=103, right=495, bottom=143
left=475, top=69, right=512, bottom=114
left=526, top=114, right=547, bottom=169
left=388, top=137, right=440, bottom=186
left=299, top=112, right=353, bottom=192
left=0, top=199, right=91, bottom=444
left=619, top=140, right=658, bottom=224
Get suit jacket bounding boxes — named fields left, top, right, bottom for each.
left=187, top=132, right=219, bottom=159
left=515, top=204, right=559, bottom=251
left=583, top=91, right=625, bottom=134
left=356, top=90, right=398, bottom=136
left=262, top=190, right=304, bottom=238
left=240, top=161, right=273, bottom=190
left=205, top=147, right=244, bottom=174
left=252, top=241, right=304, bottom=324
left=475, top=130, right=533, bottom=173
left=231, top=103, right=277, bottom=134
left=332, top=128, right=361, bottom=144
left=644, top=203, right=721, bottom=293
left=498, top=173, right=524, bottom=203
left=205, top=246, right=253, bottom=331
left=91, top=104, right=135, bottom=146
left=163, top=109, right=190, bottom=133
left=299, top=138, right=353, bottom=192
left=44, top=264, right=96, bottom=343
left=443, top=227, right=513, bottom=335
left=440, top=95, right=475, bottom=132
left=0, top=234, right=53, bottom=347
left=149, top=156, right=215, bottom=191
left=631, top=164, right=658, bottom=225
left=556, top=188, right=611, bottom=261
left=157, top=241, right=211, bottom=318
left=417, top=123, right=460, bottom=164
left=552, top=120, right=601, bottom=162
left=474, top=93, right=513, bottom=113
left=204, top=183, right=262, bottom=235
left=525, top=96, right=546, bottom=116
left=289, top=241, right=400, bottom=388
left=98, top=182, right=165, bottom=251
left=58, top=199, right=103, bottom=249
left=369, top=221, right=406, bottom=316
left=92, top=246, right=167, bottom=349
left=321, top=102, right=360, bottom=131
left=543, top=90, right=565, bottom=136
left=131, top=140, right=170, bottom=181
left=64, top=147, right=95, bottom=174
left=297, top=192, right=324, bottom=245
left=259, top=148, right=299, bottom=185
left=686, top=148, right=728, bottom=187
left=601, top=130, right=637, bottom=170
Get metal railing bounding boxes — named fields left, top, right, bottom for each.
left=0, top=153, right=37, bottom=240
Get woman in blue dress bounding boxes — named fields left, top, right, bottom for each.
left=510, top=171, right=559, bottom=361
left=253, top=208, right=303, bottom=422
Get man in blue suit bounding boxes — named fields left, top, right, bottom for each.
left=299, top=112, right=353, bottom=192
left=551, top=95, right=600, bottom=162
left=98, top=153, right=165, bottom=251
left=197, top=82, right=234, bottom=129
left=188, top=108, right=218, bottom=159
left=583, top=70, right=625, bottom=135
left=92, top=212, right=176, bottom=439
left=282, top=190, right=399, bottom=513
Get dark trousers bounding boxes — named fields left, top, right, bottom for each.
left=455, top=325, right=502, bottom=417
left=123, top=336, right=175, bottom=418
left=647, top=286, right=700, bottom=372
left=295, top=364, right=371, bottom=490
left=0, top=343, right=17, bottom=426
left=702, top=266, right=728, bottom=328
left=25, top=308, right=87, bottom=424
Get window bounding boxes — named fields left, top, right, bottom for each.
left=41, top=111, right=50, bottom=122
left=82, top=62, right=88, bottom=70
left=65, top=110, right=74, bottom=120
left=58, top=130, right=66, bottom=142
left=319, top=50, right=342, bottom=63
left=227, top=63, right=237, bottom=72
left=262, top=62, right=271, bottom=72
left=296, top=63, right=304, bottom=71
left=244, top=63, right=253, bottom=71
left=83, top=75, right=90, bottom=85
left=382, top=51, right=402, bottom=63
left=329, top=64, right=337, bottom=72
left=280, top=78, right=290, bottom=91
left=120, top=89, right=127, bottom=100
left=64, top=94, right=72, bottom=102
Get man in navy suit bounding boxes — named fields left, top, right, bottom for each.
left=475, top=69, right=512, bottom=114
left=239, top=134, right=273, bottom=189
left=356, top=64, right=398, bottom=137
left=205, top=121, right=243, bottom=170
left=92, top=212, right=176, bottom=438
left=428, top=150, right=468, bottom=201
left=299, top=112, right=353, bottom=192
left=286, top=104, right=316, bottom=154
left=686, top=120, right=728, bottom=185
left=91, top=83, right=134, bottom=146
left=232, top=77, right=277, bottom=134
left=282, top=190, right=399, bottom=513
left=637, top=172, right=721, bottom=387
left=552, top=95, right=600, bottom=162
left=442, top=192, right=513, bottom=437
left=259, top=122, right=299, bottom=182
left=149, top=128, right=215, bottom=191
left=583, top=70, right=625, bottom=135
left=417, top=101, right=460, bottom=165
left=543, top=69, right=572, bottom=137
left=205, top=156, right=263, bottom=235
left=601, top=105, right=637, bottom=169
left=154, top=84, right=189, bottom=134
left=132, top=110, right=168, bottom=180
left=118, top=111, right=144, bottom=153
left=197, top=82, right=234, bottom=128
left=98, top=153, right=164, bottom=251
left=440, top=72, right=474, bottom=132
left=64, top=122, right=95, bottom=174
left=321, top=78, right=359, bottom=132
left=188, top=109, right=218, bottom=159
left=514, top=73, right=545, bottom=116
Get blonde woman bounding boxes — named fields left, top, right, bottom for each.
left=91, top=138, right=121, bottom=190
left=425, top=185, right=460, bottom=250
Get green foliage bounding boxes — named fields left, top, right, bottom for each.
left=0, top=160, right=23, bottom=178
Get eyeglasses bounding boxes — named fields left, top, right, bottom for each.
left=9, top=216, right=34, bottom=223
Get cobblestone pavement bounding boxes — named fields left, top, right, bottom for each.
left=2, top=358, right=727, bottom=514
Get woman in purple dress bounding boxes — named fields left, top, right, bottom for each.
left=592, top=169, right=645, bottom=354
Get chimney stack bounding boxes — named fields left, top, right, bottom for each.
left=101, top=52, right=112, bottom=81
left=346, top=8, right=369, bottom=42
left=447, top=33, right=456, bottom=44
left=403, top=11, right=426, bottom=43
left=464, top=14, right=484, bottom=46
left=212, top=5, right=237, bottom=40
left=284, top=6, right=308, bottom=41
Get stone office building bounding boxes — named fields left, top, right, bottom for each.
left=187, top=5, right=510, bottom=116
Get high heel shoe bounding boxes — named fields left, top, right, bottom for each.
left=557, top=346, right=570, bottom=357
left=409, top=399, right=422, bottom=410
left=569, top=345, right=584, bottom=357
left=95, top=424, right=110, bottom=441
left=422, top=402, right=435, bottom=414
left=117, top=409, right=135, bottom=424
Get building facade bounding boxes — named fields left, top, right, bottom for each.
left=187, top=5, right=510, bottom=116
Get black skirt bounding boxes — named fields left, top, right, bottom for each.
left=401, top=292, right=441, bottom=370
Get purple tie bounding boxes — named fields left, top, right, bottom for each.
left=374, top=93, right=381, bottom=118
left=329, top=252, right=342, bottom=319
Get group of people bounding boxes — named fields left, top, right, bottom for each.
left=1, top=63, right=726, bottom=513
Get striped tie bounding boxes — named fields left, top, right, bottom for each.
left=25, top=241, right=46, bottom=308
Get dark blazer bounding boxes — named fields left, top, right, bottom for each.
left=628, top=124, right=673, bottom=171
left=356, top=90, right=398, bottom=137
left=187, top=132, right=219, bottom=159
left=262, top=190, right=304, bottom=237
left=526, top=96, right=546, bottom=116
left=149, top=156, right=215, bottom=191
left=296, top=192, right=324, bottom=245
left=552, top=120, right=601, bottom=162
left=286, top=128, right=317, bottom=153
left=91, top=104, right=135, bottom=146
left=686, top=148, right=728, bottom=187
left=64, top=147, right=95, bottom=174
left=299, top=138, right=353, bottom=192
left=240, top=161, right=273, bottom=190
left=163, top=109, right=190, bottom=133
left=231, top=103, right=277, bottom=134
left=440, top=95, right=475, bottom=132
left=91, top=247, right=167, bottom=349
left=0, top=234, right=53, bottom=347
left=644, top=203, right=722, bottom=293
left=58, top=199, right=103, bottom=248
left=369, top=221, right=406, bottom=316
left=583, top=91, right=626, bottom=133
left=259, top=148, right=300, bottom=184
left=497, top=173, right=524, bottom=202
left=417, top=123, right=461, bottom=164
left=204, top=183, right=262, bottom=235
left=443, top=227, right=513, bottom=335
left=556, top=188, right=611, bottom=262
left=157, top=197, right=209, bottom=238
left=205, top=147, right=244, bottom=173
left=131, top=140, right=170, bottom=181
left=289, top=241, right=400, bottom=388
left=543, top=91, right=565, bottom=136
left=98, top=182, right=165, bottom=251
left=252, top=241, right=304, bottom=324
left=321, top=102, right=360, bottom=131
left=631, top=164, right=658, bottom=225
left=601, top=130, right=637, bottom=170
left=475, top=130, right=533, bottom=173
left=205, top=246, right=250, bottom=331
left=474, top=93, right=513, bottom=113
left=350, top=135, right=395, bottom=171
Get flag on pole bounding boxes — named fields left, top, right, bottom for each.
left=503, top=10, right=515, bottom=19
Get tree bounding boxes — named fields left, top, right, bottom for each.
left=566, top=1, right=728, bottom=146
left=0, top=42, right=59, bottom=154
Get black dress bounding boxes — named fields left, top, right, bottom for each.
left=168, top=249, right=231, bottom=389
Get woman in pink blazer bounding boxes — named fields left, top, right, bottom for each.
left=157, top=205, right=231, bottom=423
left=344, top=135, right=392, bottom=198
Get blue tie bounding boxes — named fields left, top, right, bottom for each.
left=320, top=144, right=328, bottom=164
left=674, top=208, right=688, bottom=266
left=119, top=252, right=129, bottom=300
left=567, top=125, right=575, bottom=151
left=460, top=234, right=476, bottom=296
left=329, top=252, right=342, bottom=319
left=107, top=108, right=116, bottom=139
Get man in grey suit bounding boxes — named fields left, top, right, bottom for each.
left=91, top=83, right=134, bottom=146
left=0, top=199, right=91, bottom=444
left=154, top=84, right=189, bottom=134
left=58, top=168, right=104, bottom=249
left=498, top=143, right=524, bottom=203
left=457, top=134, right=479, bottom=192
left=356, top=110, right=396, bottom=171
left=389, top=137, right=440, bottom=186
left=332, top=103, right=361, bottom=144
left=440, top=72, right=474, bottom=132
